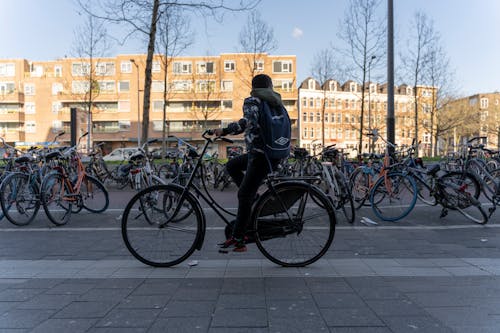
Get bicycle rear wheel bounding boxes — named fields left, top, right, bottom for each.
left=253, top=181, right=336, bottom=267
left=370, top=172, right=417, bottom=222
left=81, top=175, right=109, bottom=213
left=0, top=173, right=40, bottom=226
left=121, top=184, right=203, bottom=267
left=349, top=168, right=370, bottom=209
left=336, top=172, right=355, bottom=224
left=41, top=173, right=73, bottom=226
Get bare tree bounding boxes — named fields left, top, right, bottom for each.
left=310, top=48, right=345, bottom=147
left=401, top=11, right=437, bottom=154
left=156, top=5, right=194, bottom=157
left=71, top=12, right=110, bottom=151
left=78, top=0, right=259, bottom=146
left=238, top=9, right=277, bottom=87
left=338, top=0, right=386, bottom=155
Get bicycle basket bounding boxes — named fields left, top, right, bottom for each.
left=258, top=189, right=303, bottom=216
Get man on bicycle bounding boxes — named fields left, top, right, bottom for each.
left=213, top=74, right=290, bottom=252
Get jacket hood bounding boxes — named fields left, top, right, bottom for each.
left=251, top=88, right=283, bottom=107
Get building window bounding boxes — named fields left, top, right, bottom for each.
left=72, top=62, right=90, bottom=76
left=350, top=83, right=357, bottom=92
left=52, top=102, right=62, bottom=113
left=480, top=98, right=489, bottom=109
left=0, top=63, right=15, bottom=77
left=71, top=81, right=90, bottom=94
left=196, top=80, right=216, bottom=92
left=302, top=112, right=307, bottom=122
left=170, top=80, right=191, bottom=92
left=30, top=65, right=43, bottom=77
left=254, top=60, right=264, bottom=72
left=309, top=98, right=314, bottom=108
left=52, top=83, right=63, bottom=95
left=121, top=61, right=132, bottom=73
left=221, top=80, right=233, bottom=92
left=308, top=79, right=315, bottom=90
left=272, top=60, right=292, bottom=73
left=196, top=61, right=215, bottom=74
left=118, top=81, right=130, bottom=92
left=25, top=121, right=36, bottom=133
left=303, top=127, right=308, bottom=138
left=95, top=62, right=115, bottom=76
left=173, top=61, right=192, bottom=74
left=310, top=128, right=314, bottom=138
left=98, top=80, right=115, bottom=93
left=24, top=83, right=35, bottom=96
left=54, top=65, right=62, bottom=77
left=316, top=112, right=321, bottom=122
left=152, top=100, right=164, bottom=112
left=0, top=82, right=15, bottom=94
left=224, top=61, right=235, bottom=72
left=152, top=61, right=161, bottom=73
left=273, top=79, right=294, bottom=92
left=309, top=112, right=314, bottom=122
left=221, top=100, right=233, bottom=110
left=25, top=102, right=35, bottom=114
left=152, top=81, right=165, bottom=92
left=324, top=113, right=329, bottom=122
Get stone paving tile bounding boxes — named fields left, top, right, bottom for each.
left=380, top=315, right=454, bottom=333
left=0, top=309, right=55, bottom=329
left=45, top=282, right=95, bottom=295
left=268, top=316, right=328, bottom=333
left=221, top=278, right=265, bottom=294
left=329, top=328, right=392, bottom=333
left=117, top=295, right=170, bottom=309
left=95, top=308, right=162, bottom=328
left=15, top=294, right=79, bottom=310
left=211, top=308, right=267, bottom=328
left=320, top=307, right=385, bottom=327
left=53, top=301, right=117, bottom=319
left=171, top=287, right=221, bottom=301
left=160, top=300, right=216, bottom=317
left=217, top=294, right=266, bottom=309
left=0, top=288, right=45, bottom=302
left=131, top=281, right=180, bottom=296
left=365, top=298, right=428, bottom=317
left=30, top=318, right=97, bottom=333
left=148, top=317, right=211, bottom=332
left=87, top=328, right=147, bottom=333
left=208, top=328, right=269, bottom=333
left=267, top=299, right=321, bottom=318
left=312, top=292, right=367, bottom=308
left=79, top=288, right=133, bottom=302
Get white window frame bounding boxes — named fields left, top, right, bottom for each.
left=196, top=61, right=215, bottom=74
left=25, top=121, right=36, bottom=133
left=152, top=100, right=164, bottom=112
left=151, top=81, right=165, bottom=92
left=221, top=80, right=233, bottom=92
left=121, top=61, right=132, bottom=73
left=254, top=60, right=264, bottom=72
left=173, top=61, right=192, bottom=74
left=0, top=63, right=15, bottom=77
left=171, top=80, right=192, bottom=92
left=0, top=82, right=15, bottom=94
left=25, top=102, right=36, bottom=114
left=480, top=97, right=489, bottom=109
left=95, top=62, right=115, bottom=76
left=52, top=102, right=62, bottom=113
left=272, top=60, right=292, bottom=73
left=98, top=80, right=116, bottom=93
left=24, top=83, right=36, bottom=96
left=224, top=61, right=235, bottom=72
left=118, top=120, right=131, bottom=131
left=72, top=62, right=90, bottom=76
left=52, top=83, right=63, bottom=95
left=196, top=80, right=216, bottom=92
left=152, top=60, right=161, bottom=73
left=118, top=80, right=130, bottom=93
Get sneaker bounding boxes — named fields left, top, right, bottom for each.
left=218, top=237, right=247, bottom=252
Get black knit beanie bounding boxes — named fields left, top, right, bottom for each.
left=251, top=74, right=273, bottom=88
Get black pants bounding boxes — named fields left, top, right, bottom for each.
left=226, top=153, right=279, bottom=239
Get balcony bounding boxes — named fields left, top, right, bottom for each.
left=0, top=92, right=24, bottom=103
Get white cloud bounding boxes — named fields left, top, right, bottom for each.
left=292, top=27, right=303, bottom=39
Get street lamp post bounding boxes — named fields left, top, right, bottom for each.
left=130, top=59, right=141, bottom=147
left=368, top=55, right=376, bottom=153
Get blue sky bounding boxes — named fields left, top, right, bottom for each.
left=1, top=0, right=499, bottom=96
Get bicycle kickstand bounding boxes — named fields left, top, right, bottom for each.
left=439, top=208, right=448, bottom=218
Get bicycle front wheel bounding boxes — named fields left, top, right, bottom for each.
left=370, top=172, right=417, bottom=222
left=253, top=181, right=336, bottom=267
left=41, top=173, right=73, bottom=226
left=121, top=184, right=203, bottom=267
left=0, top=173, right=40, bottom=226
left=81, top=175, right=109, bottom=213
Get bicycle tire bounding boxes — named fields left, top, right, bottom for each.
left=412, top=174, right=437, bottom=206
left=41, top=173, right=73, bottom=226
left=349, top=168, right=370, bottom=209
left=81, top=175, right=109, bottom=213
left=370, top=172, right=418, bottom=222
left=456, top=198, right=488, bottom=224
left=336, top=172, right=355, bottom=224
left=122, top=184, right=204, bottom=267
left=252, top=181, right=336, bottom=267
left=0, top=172, right=40, bottom=226
left=440, top=171, right=481, bottom=200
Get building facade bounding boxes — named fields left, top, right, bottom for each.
left=439, top=92, right=500, bottom=152
left=298, top=77, right=435, bottom=156
left=0, top=53, right=297, bottom=157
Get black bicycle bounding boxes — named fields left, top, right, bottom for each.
left=121, top=130, right=336, bottom=267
